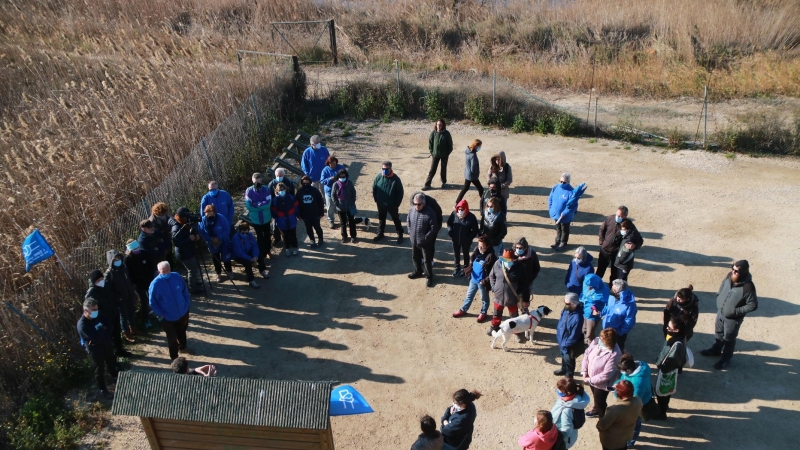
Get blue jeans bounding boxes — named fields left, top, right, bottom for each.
left=632, top=415, right=642, bottom=442
left=461, top=279, right=490, bottom=314
left=493, top=242, right=504, bottom=256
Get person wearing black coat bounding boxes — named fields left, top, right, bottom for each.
left=663, top=285, right=700, bottom=341
left=296, top=175, right=326, bottom=247
left=104, top=250, right=137, bottom=341
left=441, top=389, right=482, bottom=450
left=77, top=298, right=118, bottom=397
left=408, top=192, right=438, bottom=287
left=480, top=196, right=507, bottom=256
left=447, top=199, right=480, bottom=277
left=85, top=269, right=132, bottom=357
left=123, top=239, right=157, bottom=326
left=513, top=237, right=540, bottom=313
left=170, top=207, right=204, bottom=294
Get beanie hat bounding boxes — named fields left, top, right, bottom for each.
left=88, top=269, right=104, bottom=284
left=502, top=249, right=517, bottom=260
left=176, top=207, right=191, bottom=218
left=733, top=260, right=750, bottom=275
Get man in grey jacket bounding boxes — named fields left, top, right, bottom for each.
left=701, top=260, right=758, bottom=370
left=408, top=192, right=438, bottom=287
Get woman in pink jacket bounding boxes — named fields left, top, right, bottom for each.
left=581, top=327, right=622, bottom=419
left=518, top=410, right=560, bottom=450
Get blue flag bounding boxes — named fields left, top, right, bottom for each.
left=22, top=229, right=54, bottom=272
left=329, top=385, right=374, bottom=416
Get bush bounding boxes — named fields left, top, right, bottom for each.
left=511, top=113, right=530, bottom=133
left=464, top=95, right=488, bottom=125
left=422, top=89, right=447, bottom=121
left=355, top=91, right=380, bottom=120
left=383, top=91, right=406, bottom=121
left=553, top=113, right=578, bottom=136
left=667, top=128, right=687, bottom=149
left=5, top=394, right=83, bottom=450
left=535, top=114, right=554, bottom=134
left=717, top=113, right=800, bottom=156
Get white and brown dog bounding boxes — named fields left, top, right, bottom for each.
left=490, top=305, right=552, bottom=352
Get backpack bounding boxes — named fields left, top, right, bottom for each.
left=551, top=430, right=568, bottom=450
left=571, top=407, right=586, bottom=430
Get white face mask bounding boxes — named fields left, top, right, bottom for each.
left=95, top=280, right=106, bottom=288
left=621, top=230, right=628, bottom=236
left=457, top=210, right=465, bottom=218
left=574, top=258, right=582, bottom=264
left=451, top=402, right=463, bottom=412
left=475, top=146, right=481, bottom=152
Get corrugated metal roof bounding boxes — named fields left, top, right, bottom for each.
left=111, top=371, right=334, bottom=430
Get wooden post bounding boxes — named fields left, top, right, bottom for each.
left=292, top=55, right=300, bottom=74
left=329, top=19, right=338, bottom=65
left=492, top=69, right=497, bottom=112
left=703, top=85, right=708, bottom=148
left=140, top=417, right=162, bottom=450
left=594, top=97, right=598, bottom=135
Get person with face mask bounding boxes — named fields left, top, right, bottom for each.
left=372, top=161, right=405, bottom=244
left=407, top=192, right=438, bottom=287
left=267, top=168, right=296, bottom=246
left=331, top=169, right=361, bottom=244
left=479, top=197, right=507, bottom=256
left=170, top=207, right=204, bottom=295
left=487, top=151, right=513, bottom=201
left=582, top=328, right=622, bottom=419
left=599, top=279, right=638, bottom=352
left=701, top=260, right=758, bottom=370
left=271, top=182, right=301, bottom=255
left=548, top=173, right=586, bottom=252
left=104, top=250, right=138, bottom=342
left=613, top=219, right=640, bottom=282
left=245, top=172, right=273, bottom=261
left=85, top=269, right=132, bottom=358
left=137, top=219, right=163, bottom=262
left=301, top=135, right=330, bottom=195
left=550, top=377, right=590, bottom=449
left=480, top=178, right=506, bottom=220
left=663, top=285, right=700, bottom=341
left=441, top=388, right=482, bottom=450
left=597, top=206, right=644, bottom=283
left=76, top=298, right=118, bottom=398
left=231, top=222, right=266, bottom=288
left=446, top=200, right=479, bottom=277
left=654, top=319, right=689, bottom=419
left=455, top=139, right=485, bottom=205
left=147, top=202, right=173, bottom=262
left=124, top=239, right=157, bottom=327
left=148, top=261, right=193, bottom=360
left=565, top=246, right=594, bottom=295
left=454, top=235, right=497, bottom=321
left=580, top=274, right=610, bottom=345
left=555, top=293, right=585, bottom=377
left=321, top=155, right=346, bottom=228
left=423, top=118, right=453, bottom=191
left=614, top=352, right=654, bottom=446
left=198, top=204, right=232, bottom=282
left=296, top=175, right=325, bottom=248
left=487, top=249, right=530, bottom=339
left=200, top=181, right=235, bottom=234
left=514, top=237, right=541, bottom=313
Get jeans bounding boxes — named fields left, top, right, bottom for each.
left=325, top=194, right=336, bottom=225
left=179, top=256, right=202, bottom=288
left=252, top=223, right=272, bottom=258
left=455, top=179, right=484, bottom=204
left=633, top=415, right=642, bottom=442
left=452, top=241, right=471, bottom=267
left=88, top=348, right=118, bottom=390
left=461, top=279, right=490, bottom=314
left=412, top=243, right=435, bottom=277
left=161, top=311, right=189, bottom=361
left=424, top=156, right=449, bottom=186
left=555, top=222, right=571, bottom=245
left=303, top=217, right=324, bottom=243
left=377, top=205, right=403, bottom=235
left=596, top=250, right=618, bottom=283
left=590, top=386, right=611, bottom=418
left=560, top=343, right=583, bottom=377
left=493, top=242, right=504, bottom=256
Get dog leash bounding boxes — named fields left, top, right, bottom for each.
left=526, top=313, right=541, bottom=330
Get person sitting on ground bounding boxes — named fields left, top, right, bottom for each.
left=663, top=285, right=700, bottom=341
left=77, top=298, right=119, bottom=398
left=171, top=356, right=217, bottom=377
left=453, top=235, right=496, bottom=322
left=296, top=175, right=326, bottom=248
left=518, top=410, right=560, bottom=450
left=447, top=199, right=479, bottom=278
left=411, top=414, right=455, bottom=450
left=565, top=247, right=594, bottom=295
left=551, top=377, right=590, bottom=449
left=198, top=204, right=232, bottom=282
left=596, top=380, right=642, bottom=450
left=231, top=221, right=267, bottom=288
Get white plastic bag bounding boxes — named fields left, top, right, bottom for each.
left=685, top=347, right=695, bottom=368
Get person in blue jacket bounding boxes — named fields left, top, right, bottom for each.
left=441, top=389, right=482, bottom=450
left=320, top=155, right=346, bottom=228
left=555, top=293, right=585, bottom=377
left=601, top=279, right=638, bottom=351
left=200, top=181, right=235, bottom=233
left=198, top=204, right=232, bottom=282
left=565, top=246, right=594, bottom=294
left=271, top=182, right=300, bottom=256
left=231, top=221, right=267, bottom=289
left=580, top=273, right=610, bottom=345
left=301, top=135, right=330, bottom=194
left=547, top=173, right=587, bottom=251
left=148, top=261, right=192, bottom=360
left=615, top=352, right=653, bottom=447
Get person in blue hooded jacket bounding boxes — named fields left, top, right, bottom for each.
left=548, top=172, right=576, bottom=251
left=601, top=279, right=638, bottom=351
left=580, top=273, right=610, bottom=345
left=148, top=261, right=192, bottom=361
left=565, top=246, right=594, bottom=294
left=231, top=221, right=267, bottom=289
left=615, top=352, right=653, bottom=447
left=198, top=204, right=232, bottom=282
left=555, top=293, right=585, bottom=377
left=200, top=181, right=234, bottom=230
left=301, top=135, right=330, bottom=193
left=320, top=155, right=346, bottom=228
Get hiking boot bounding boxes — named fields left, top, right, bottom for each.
left=426, top=277, right=434, bottom=288
left=422, top=185, right=431, bottom=191
left=476, top=313, right=488, bottom=323
left=351, top=237, right=358, bottom=244
left=260, top=270, right=270, bottom=279
left=342, top=237, right=351, bottom=243
left=553, top=368, right=567, bottom=376
left=396, top=235, right=403, bottom=244
left=453, top=309, right=467, bottom=318
left=373, top=233, right=385, bottom=242
left=713, top=359, right=731, bottom=370
left=318, top=239, right=325, bottom=247
left=441, top=182, right=447, bottom=188
left=309, top=241, right=318, bottom=248
left=408, top=271, right=423, bottom=279
left=179, top=347, right=195, bottom=355
left=452, top=265, right=462, bottom=277
left=585, top=409, right=600, bottom=418
left=249, top=281, right=260, bottom=289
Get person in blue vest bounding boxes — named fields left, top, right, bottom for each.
left=231, top=221, right=267, bottom=288
left=200, top=181, right=234, bottom=235
left=580, top=273, right=610, bottom=345
left=302, top=135, right=330, bottom=194
left=77, top=298, right=118, bottom=398
left=555, top=292, right=585, bottom=377
left=600, top=279, right=638, bottom=351
left=149, top=261, right=192, bottom=361
left=198, top=204, right=232, bottom=282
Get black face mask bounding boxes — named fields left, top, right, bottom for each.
left=255, top=182, right=262, bottom=189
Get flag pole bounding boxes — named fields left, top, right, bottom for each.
left=53, top=252, right=72, bottom=279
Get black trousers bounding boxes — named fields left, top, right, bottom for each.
left=338, top=212, right=358, bottom=238
left=560, top=342, right=584, bottom=378
left=303, top=217, right=324, bottom=242
left=452, top=241, right=471, bottom=267
left=100, top=308, right=123, bottom=352
left=377, top=205, right=403, bottom=235
left=252, top=223, right=272, bottom=258
left=590, top=386, right=611, bottom=418
left=235, top=257, right=266, bottom=281
left=412, top=243, right=435, bottom=277
left=135, top=286, right=150, bottom=325
left=424, top=156, right=449, bottom=186
left=455, top=179, right=484, bottom=204
left=89, top=348, right=118, bottom=390
left=555, top=222, right=571, bottom=245
left=617, top=333, right=628, bottom=352
left=656, top=394, right=671, bottom=416
left=161, top=312, right=189, bottom=361
left=596, top=249, right=619, bottom=283
left=211, top=253, right=232, bottom=275
left=281, top=228, right=299, bottom=248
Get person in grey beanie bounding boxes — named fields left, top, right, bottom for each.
left=701, top=260, right=758, bottom=370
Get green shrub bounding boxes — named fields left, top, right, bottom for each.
left=535, top=114, right=554, bottom=134
left=333, top=86, right=351, bottom=115
left=553, top=113, right=578, bottom=136
left=355, top=91, right=379, bottom=120
left=511, top=113, right=530, bottom=133
left=667, top=128, right=687, bottom=149
left=422, top=89, right=447, bottom=121
left=464, top=95, right=488, bottom=125
left=6, top=394, right=83, bottom=450
left=717, top=113, right=799, bottom=156
left=383, top=91, right=406, bottom=121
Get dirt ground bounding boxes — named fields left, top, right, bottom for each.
left=86, top=120, right=800, bottom=450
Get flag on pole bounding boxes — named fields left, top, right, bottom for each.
left=22, top=229, right=55, bottom=272
left=329, top=385, right=374, bottom=416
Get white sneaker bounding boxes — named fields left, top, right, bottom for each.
left=213, top=273, right=222, bottom=283
left=285, top=249, right=291, bottom=256
left=260, top=270, right=270, bottom=279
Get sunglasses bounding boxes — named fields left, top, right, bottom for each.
left=413, top=203, right=423, bottom=206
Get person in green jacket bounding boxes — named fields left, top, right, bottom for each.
left=372, top=161, right=405, bottom=244
left=423, top=118, right=453, bottom=190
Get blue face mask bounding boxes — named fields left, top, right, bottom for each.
left=503, top=261, right=512, bottom=269
left=276, top=176, right=284, bottom=182
left=339, top=177, right=346, bottom=183
left=556, top=390, right=567, bottom=398
left=382, top=169, right=390, bottom=176
left=209, top=189, right=219, bottom=196
left=89, top=310, right=99, bottom=319
left=487, top=208, right=494, bottom=215
left=615, top=215, right=623, bottom=223
left=278, top=191, right=286, bottom=197
left=516, top=249, right=524, bottom=256
left=113, top=260, right=122, bottom=267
